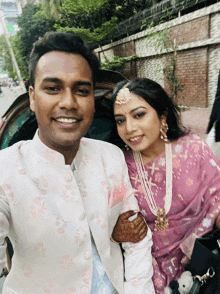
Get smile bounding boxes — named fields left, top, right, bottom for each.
left=129, top=136, right=143, bottom=142
left=128, top=135, right=143, bottom=145
left=55, top=118, right=78, bottom=123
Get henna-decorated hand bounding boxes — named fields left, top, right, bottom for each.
left=112, top=210, right=148, bottom=243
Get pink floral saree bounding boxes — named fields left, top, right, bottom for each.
left=124, top=133, right=220, bottom=293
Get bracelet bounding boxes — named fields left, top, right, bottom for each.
left=110, top=235, right=121, bottom=244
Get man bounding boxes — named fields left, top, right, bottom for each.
left=0, top=32, right=155, bottom=293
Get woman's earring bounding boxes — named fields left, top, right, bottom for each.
left=125, top=144, right=130, bottom=151
left=160, top=121, right=169, bottom=142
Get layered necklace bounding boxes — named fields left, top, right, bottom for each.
left=133, top=143, right=172, bottom=231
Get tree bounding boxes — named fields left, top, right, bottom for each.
left=36, top=0, right=62, bottom=20
left=61, top=0, right=108, bottom=32
left=17, top=4, right=55, bottom=59
left=58, top=0, right=151, bottom=29
left=55, top=0, right=116, bottom=52
left=10, top=34, right=29, bottom=81
left=0, top=36, right=17, bottom=80
left=55, top=17, right=118, bottom=47
left=53, top=0, right=152, bottom=46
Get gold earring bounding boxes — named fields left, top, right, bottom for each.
left=160, top=121, right=169, bottom=142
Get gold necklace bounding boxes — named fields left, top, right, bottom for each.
left=133, top=143, right=172, bottom=230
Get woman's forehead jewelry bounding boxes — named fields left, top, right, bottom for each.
left=115, top=87, right=131, bottom=105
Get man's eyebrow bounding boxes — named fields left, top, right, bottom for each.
left=42, top=77, right=61, bottom=84
left=114, top=106, right=147, bottom=117
left=76, top=81, right=93, bottom=87
left=41, top=78, right=92, bottom=87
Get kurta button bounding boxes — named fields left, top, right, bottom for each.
left=79, top=212, right=85, bottom=220
left=65, top=174, right=72, bottom=182
left=80, top=285, right=89, bottom=293
left=84, top=250, right=92, bottom=260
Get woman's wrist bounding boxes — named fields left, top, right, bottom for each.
left=110, top=235, right=121, bottom=244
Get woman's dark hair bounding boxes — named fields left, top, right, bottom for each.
left=29, top=31, right=100, bottom=87
left=111, top=78, right=187, bottom=144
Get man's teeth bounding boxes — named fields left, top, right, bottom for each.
left=130, top=136, right=141, bottom=142
left=56, top=118, right=78, bottom=123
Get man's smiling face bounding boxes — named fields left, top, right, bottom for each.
left=29, top=51, right=95, bottom=156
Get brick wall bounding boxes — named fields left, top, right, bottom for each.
left=168, top=16, right=209, bottom=45
left=136, top=57, right=164, bottom=87
left=96, top=2, right=220, bottom=108
left=113, top=41, right=136, bottom=57
left=174, top=48, right=208, bottom=107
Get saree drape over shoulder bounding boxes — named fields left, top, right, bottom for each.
left=124, top=133, right=220, bottom=293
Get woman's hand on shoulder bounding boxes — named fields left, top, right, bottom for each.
left=112, top=211, right=148, bottom=243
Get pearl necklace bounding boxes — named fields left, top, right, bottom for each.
left=133, top=143, right=172, bottom=230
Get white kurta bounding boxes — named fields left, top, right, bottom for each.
left=0, top=132, right=155, bottom=294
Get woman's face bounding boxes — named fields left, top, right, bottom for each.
left=114, top=91, right=165, bottom=153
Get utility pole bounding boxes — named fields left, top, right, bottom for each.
left=0, top=9, right=26, bottom=93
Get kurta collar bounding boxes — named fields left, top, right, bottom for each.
left=32, top=130, right=84, bottom=169
left=32, top=130, right=67, bottom=166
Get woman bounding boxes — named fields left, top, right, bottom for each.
left=111, top=78, right=220, bottom=293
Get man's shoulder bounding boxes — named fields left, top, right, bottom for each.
left=0, top=140, right=30, bottom=162
left=81, top=138, right=123, bottom=161
left=82, top=137, right=122, bottom=153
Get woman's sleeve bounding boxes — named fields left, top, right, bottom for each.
left=180, top=141, right=220, bottom=261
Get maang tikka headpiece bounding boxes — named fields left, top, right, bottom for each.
left=115, top=83, right=131, bottom=105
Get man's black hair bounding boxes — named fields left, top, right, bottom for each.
left=29, top=31, right=100, bottom=87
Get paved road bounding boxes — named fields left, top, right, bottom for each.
left=181, top=107, right=211, bottom=140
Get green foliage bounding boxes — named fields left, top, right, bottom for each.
left=35, top=0, right=62, bottom=20
left=17, top=4, right=55, bottom=59
left=141, top=8, right=176, bottom=31
left=159, top=8, right=175, bottom=24
left=114, top=0, right=151, bottom=22
left=101, top=55, right=139, bottom=70
left=62, top=0, right=108, bottom=15
left=0, top=36, right=17, bottom=80
left=54, top=26, right=94, bottom=43
left=10, top=35, right=29, bottom=80
left=55, top=16, right=117, bottom=45
left=3, top=0, right=152, bottom=81
left=141, top=20, right=155, bottom=31
left=163, top=45, right=184, bottom=100
left=54, top=0, right=118, bottom=54
left=93, top=17, right=118, bottom=42
left=55, top=0, right=152, bottom=41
